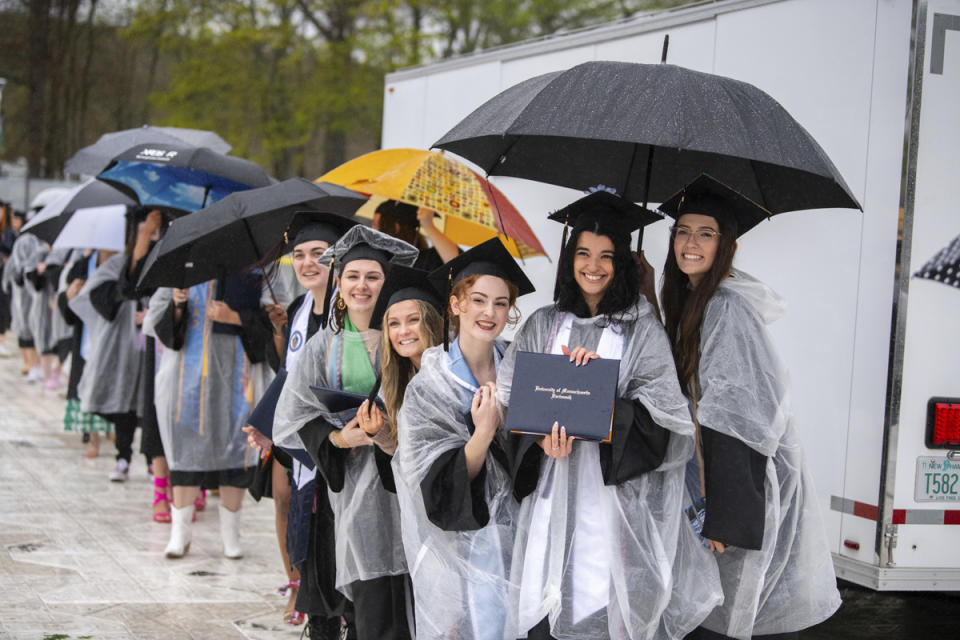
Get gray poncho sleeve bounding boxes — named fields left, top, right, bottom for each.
left=497, top=303, right=721, bottom=640
left=393, top=344, right=520, bottom=640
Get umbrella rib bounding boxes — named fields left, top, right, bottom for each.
left=240, top=217, right=277, bottom=303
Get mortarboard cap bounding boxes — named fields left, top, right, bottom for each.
left=658, top=173, right=770, bottom=238
left=376, top=199, right=420, bottom=226
left=284, top=210, right=360, bottom=252
left=548, top=190, right=663, bottom=236
left=428, top=237, right=535, bottom=298
left=428, top=237, right=535, bottom=350
left=369, top=265, right=443, bottom=330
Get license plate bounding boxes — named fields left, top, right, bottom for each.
left=915, top=456, right=960, bottom=502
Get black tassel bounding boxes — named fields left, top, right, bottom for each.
left=443, top=268, right=452, bottom=352
left=320, top=257, right=335, bottom=329
left=553, top=219, right=569, bottom=301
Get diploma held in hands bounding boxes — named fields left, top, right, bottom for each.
left=308, top=385, right=386, bottom=423
left=505, top=351, right=619, bottom=442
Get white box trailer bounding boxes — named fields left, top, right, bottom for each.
left=381, top=0, right=960, bottom=590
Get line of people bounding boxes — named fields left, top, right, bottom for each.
left=246, top=179, right=836, bottom=639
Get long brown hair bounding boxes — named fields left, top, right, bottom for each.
left=661, top=215, right=738, bottom=393
left=380, top=300, right=444, bottom=441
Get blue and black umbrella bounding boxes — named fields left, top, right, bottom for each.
left=97, top=142, right=272, bottom=215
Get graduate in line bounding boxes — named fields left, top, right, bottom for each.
left=659, top=175, right=840, bottom=640
left=394, top=239, right=534, bottom=640
left=145, top=243, right=289, bottom=559
left=274, top=225, right=417, bottom=640
left=497, top=193, right=721, bottom=640
left=244, top=210, right=359, bottom=631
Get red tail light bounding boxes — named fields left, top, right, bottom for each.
left=926, top=398, right=960, bottom=448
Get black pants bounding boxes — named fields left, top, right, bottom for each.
left=347, top=574, right=412, bottom=640
left=686, top=627, right=799, bottom=640
left=98, top=411, right=138, bottom=463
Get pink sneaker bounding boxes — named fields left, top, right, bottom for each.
left=44, top=370, right=61, bottom=390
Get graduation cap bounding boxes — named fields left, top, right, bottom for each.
left=283, top=210, right=360, bottom=253
left=427, top=237, right=535, bottom=350
left=375, top=199, right=420, bottom=226
left=318, top=225, right=419, bottom=328
left=548, top=190, right=663, bottom=239
left=658, top=173, right=770, bottom=238
left=369, top=265, right=443, bottom=331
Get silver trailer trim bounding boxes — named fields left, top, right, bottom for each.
left=877, top=0, right=927, bottom=568
left=834, top=553, right=960, bottom=591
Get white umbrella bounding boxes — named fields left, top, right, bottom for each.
left=51, top=204, right=128, bottom=252
left=22, top=178, right=135, bottom=244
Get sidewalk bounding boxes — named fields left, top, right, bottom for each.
left=0, top=349, right=302, bottom=639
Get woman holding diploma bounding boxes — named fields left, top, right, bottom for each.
left=659, top=175, right=839, bottom=639
left=394, top=238, right=534, bottom=640
left=273, top=225, right=418, bottom=640
left=497, top=192, right=720, bottom=640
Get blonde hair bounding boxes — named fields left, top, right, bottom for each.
left=380, top=300, right=444, bottom=442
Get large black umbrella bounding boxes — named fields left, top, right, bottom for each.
left=20, top=178, right=137, bottom=244
left=64, top=125, right=232, bottom=176
left=97, top=142, right=272, bottom=214
left=136, top=178, right=367, bottom=291
left=434, top=61, right=861, bottom=220
left=914, top=235, right=960, bottom=291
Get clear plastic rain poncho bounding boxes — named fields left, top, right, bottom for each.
left=273, top=323, right=408, bottom=597
left=68, top=253, right=143, bottom=414
left=393, top=343, right=519, bottom=640
left=497, top=301, right=722, bottom=640
left=0, top=233, right=40, bottom=340
left=45, top=248, right=74, bottom=347
left=143, top=275, right=285, bottom=471
left=273, top=225, right=417, bottom=597
left=693, top=269, right=840, bottom=638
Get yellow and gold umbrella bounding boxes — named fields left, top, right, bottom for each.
left=318, top=148, right=547, bottom=259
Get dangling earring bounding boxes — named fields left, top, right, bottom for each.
left=335, top=294, right=346, bottom=311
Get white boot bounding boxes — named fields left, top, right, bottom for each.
left=164, top=504, right=195, bottom=558
left=219, top=504, right=243, bottom=559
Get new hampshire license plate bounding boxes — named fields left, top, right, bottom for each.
left=915, top=456, right=960, bottom=502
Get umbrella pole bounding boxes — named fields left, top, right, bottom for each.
left=638, top=145, right=655, bottom=253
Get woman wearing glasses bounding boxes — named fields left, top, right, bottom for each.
left=659, top=175, right=840, bottom=640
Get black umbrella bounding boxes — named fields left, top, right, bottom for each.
left=434, top=59, right=861, bottom=245
left=20, top=178, right=137, bottom=244
left=64, top=125, right=232, bottom=176
left=914, top=235, right=960, bottom=291
left=97, top=142, right=272, bottom=214
left=136, top=178, right=367, bottom=291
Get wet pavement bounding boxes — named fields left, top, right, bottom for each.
left=1, top=344, right=958, bottom=639
left=0, top=350, right=300, bottom=639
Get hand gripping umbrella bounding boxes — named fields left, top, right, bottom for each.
left=21, top=178, right=137, bottom=244
left=97, top=142, right=272, bottom=215
left=434, top=58, right=862, bottom=248
left=136, top=178, right=367, bottom=292
left=65, top=125, right=232, bottom=176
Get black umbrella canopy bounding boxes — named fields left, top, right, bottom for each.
left=914, top=234, right=960, bottom=291
left=136, top=178, right=368, bottom=291
left=64, top=125, right=232, bottom=176
left=435, top=61, right=861, bottom=214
